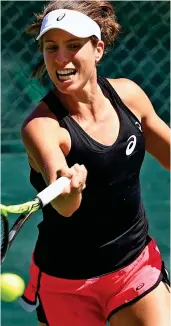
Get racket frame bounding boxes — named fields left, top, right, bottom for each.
left=0, top=176, right=70, bottom=264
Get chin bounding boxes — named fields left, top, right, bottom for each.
left=56, top=86, right=77, bottom=95
left=55, top=82, right=84, bottom=95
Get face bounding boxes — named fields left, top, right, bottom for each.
left=42, top=29, right=104, bottom=94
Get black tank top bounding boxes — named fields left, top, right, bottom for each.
left=31, top=76, right=149, bottom=279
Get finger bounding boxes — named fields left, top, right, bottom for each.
left=68, top=164, right=87, bottom=192
left=73, top=164, right=87, bottom=183
left=80, top=164, right=88, bottom=180
left=72, top=176, right=86, bottom=193
left=57, top=167, right=73, bottom=179
left=70, top=173, right=82, bottom=189
left=72, top=164, right=82, bottom=173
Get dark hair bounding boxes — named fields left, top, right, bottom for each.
left=27, top=1, right=121, bottom=83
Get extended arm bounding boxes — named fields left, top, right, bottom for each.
left=21, top=102, right=87, bottom=217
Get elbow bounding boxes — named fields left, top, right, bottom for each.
left=62, top=212, right=74, bottom=218
left=159, top=161, right=170, bottom=171
left=153, top=154, right=170, bottom=171
left=164, top=164, right=170, bottom=172
left=161, top=157, right=170, bottom=171
left=51, top=192, right=82, bottom=218
left=59, top=209, right=74, bottom=218
left=51, top=203, right=78, bottom=218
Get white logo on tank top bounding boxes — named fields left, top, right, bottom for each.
left=135, top=122, right=142, bottom=132
left=126, top=135, right=137, bottom=155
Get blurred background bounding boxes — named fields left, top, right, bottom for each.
left=1, top=1, right=170, bottom=325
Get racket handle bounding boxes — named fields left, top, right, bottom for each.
left=36, top=177, right=71, bottom=207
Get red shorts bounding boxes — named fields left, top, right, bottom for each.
left=20, top=238, right=168, bottom=326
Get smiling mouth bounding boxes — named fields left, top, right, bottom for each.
left=56, top=69, right=77, bottom=81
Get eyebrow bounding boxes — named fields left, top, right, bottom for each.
left=44, top=38, right=82, bottom=44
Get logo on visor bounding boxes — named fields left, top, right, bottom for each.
left=57, top=13, right=66, bottom=21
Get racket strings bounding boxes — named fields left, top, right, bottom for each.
left=1, top=215, right=5, bottom=247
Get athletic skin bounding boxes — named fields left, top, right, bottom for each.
left=20, top=77, right=169, bottom=325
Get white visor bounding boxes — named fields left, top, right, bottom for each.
left=36, top=9, right=101, bottom=41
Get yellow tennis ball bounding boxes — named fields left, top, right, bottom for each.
left=0, top=273, right=25, bottom=302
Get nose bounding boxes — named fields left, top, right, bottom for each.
left=54, top=49, right=69, bottom=66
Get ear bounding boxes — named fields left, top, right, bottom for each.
left=95, top=41, right=104, bottom=63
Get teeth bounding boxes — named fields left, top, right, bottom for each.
left=57, top=69, right=76, bottom=75
left=59, top=76, right=70, bottom=80
left=58, top=75, right=72, bottom=81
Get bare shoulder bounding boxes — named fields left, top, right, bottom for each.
left=107, top=77, right=138, bottom=94
left=21, top=101, right=62, bottom=171
left=107, top=78, right=154, bottom=121
left=108, top=78, right=170, bottom=171
left=22, top=100, right=59, bottom=131
left=107, top=77, right=144, bottom=100
left=21, top=97, right=66, bottom=147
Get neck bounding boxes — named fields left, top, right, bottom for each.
left=55, top=73, right=106, bottom=122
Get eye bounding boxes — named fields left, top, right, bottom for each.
left=46, top=45, right=58, bottom=52
left=68, top=43, right=82, bottom=50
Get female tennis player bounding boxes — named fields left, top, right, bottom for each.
left=20, top=1, right=170, bottom=325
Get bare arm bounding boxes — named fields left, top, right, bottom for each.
left=21, top=102, right=87, bottom=217
left=110, top=78, right=170, bottom=171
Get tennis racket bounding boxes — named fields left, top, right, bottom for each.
left=0, top=176, right=70, bottom=264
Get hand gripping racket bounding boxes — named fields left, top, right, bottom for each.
left=0, top=177, right=70, bottom=264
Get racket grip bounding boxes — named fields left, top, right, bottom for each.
left=36, top=177, right=71, bottom=207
